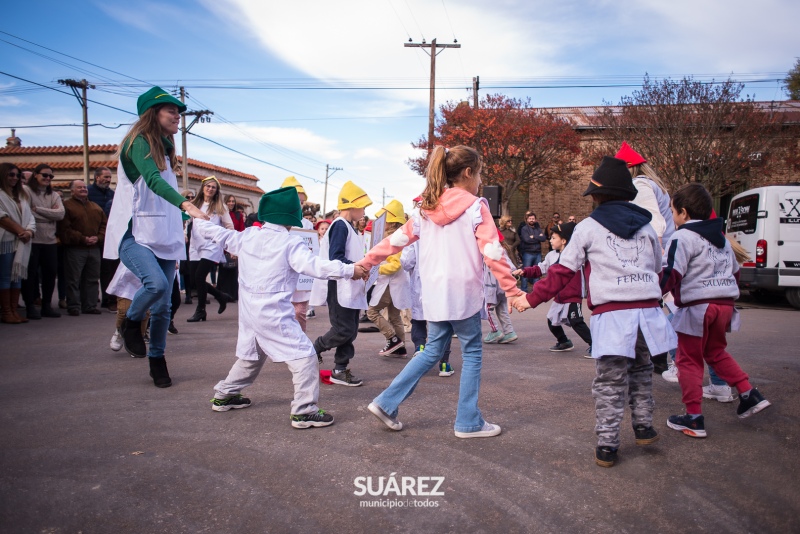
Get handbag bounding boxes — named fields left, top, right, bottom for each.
left=221, top=251, right=237, bottom=270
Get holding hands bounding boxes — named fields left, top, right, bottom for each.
left=512, top=268, right=524, bottom=278
left=352, top=261, right=369, bottom=280
left=508, top=294, right=532, bottom=314
left=183, top=201, right=210, bottom=221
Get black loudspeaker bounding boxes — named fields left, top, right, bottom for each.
left=483, top=185, right=501, bottom=217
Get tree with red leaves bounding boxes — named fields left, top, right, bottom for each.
left=587, top=75, right=792, bottom=197
left=408, top=94, right=581, bottom=216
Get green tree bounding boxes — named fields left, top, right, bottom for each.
left=785, top=58, right=800, bottom=100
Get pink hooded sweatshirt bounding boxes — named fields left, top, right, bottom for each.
left=362, top=188, right=521, bottom=322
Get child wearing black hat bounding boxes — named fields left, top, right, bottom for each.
left=511, top=156, right=676, bottom=468
left=513, top=221, right=592, bottom=356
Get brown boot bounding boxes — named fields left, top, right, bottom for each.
left=0, top=289, right=23, bottom=324
left=9, top=288, right=28, bottom=323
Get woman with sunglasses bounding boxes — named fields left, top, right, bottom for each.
left=21, top=164, right=64, bottom=319
left=104, top=86, right=208, bottom=388
left=0, top=163, right=36, bottom=324
left=186, top=176, right=235, bottom=322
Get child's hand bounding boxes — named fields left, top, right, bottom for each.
left=512, top=269, right=524, bottom=277
left=508, top=295, right=531, bottom=314
left=352, top=262, right=369, bottom=280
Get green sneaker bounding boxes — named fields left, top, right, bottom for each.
left=211, top=394, right=251, bottom=412
left=439, top=362, right=455, bottom=377
left=291, top=409, right=334, bottom=429
left=483, top=331, right=503, bottom=344
left=498, top=332, right=518, bottom=344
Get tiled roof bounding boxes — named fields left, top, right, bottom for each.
left=188, top=173, right=264, bottom=194
left=12, top=161, right=117, bottom=171
left=0, top=144, right=117, bottom=155
left=179, top=156, right=259, bottom=182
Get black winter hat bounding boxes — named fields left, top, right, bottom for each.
left=582, top=156, right=638, bottom=201
left=551, top=221, right=576, bottom=242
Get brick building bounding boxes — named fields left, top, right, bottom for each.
left=0, top=132, right=264, bottom=211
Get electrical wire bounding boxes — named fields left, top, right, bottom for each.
left=0, top=123, right=131, bottom=129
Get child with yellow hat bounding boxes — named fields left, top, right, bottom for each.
left=366, top=200, right=412, bottom=357
left=194, top=186, right=367, bottom=427
left=310, top=180, right=373, bottom=386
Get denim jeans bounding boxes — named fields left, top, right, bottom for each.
left=373, top=312, right=485, bottom=433
left=118, top=229, right=175, bottom=359
left=0, top=251, right=21, bottom=289
left=410, top=318, right=452, bottom=363
left=520, top=252, right=541, bottom=292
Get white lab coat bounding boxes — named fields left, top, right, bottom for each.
left=369, top=253, right=412, bottom=310
left=189, top=203, right=233, bottom=263
left=309, top=216, right=367, bottom=309
left=400, top=240, right=424, bottom=320
left=194, top=219, right=354, bottom=362
left=291, top=217, right=314, bottom=303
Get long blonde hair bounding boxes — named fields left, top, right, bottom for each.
left=630, top=162, right=667, bottom=194
left=117, top=106, right=177, bottom=172
left=192, top=176, right=228, bottom=216
left=421, top=145, right=482, bottom=211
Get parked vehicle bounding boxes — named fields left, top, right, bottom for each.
left=726, top=184, right=800, bottom=309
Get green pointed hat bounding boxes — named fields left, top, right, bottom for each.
left=136, top=86, right=187, bottom=117
left=258, top=186, right=304, bottom=227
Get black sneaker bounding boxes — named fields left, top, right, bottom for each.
left=736, top=388, right=771, bottom=419
left=549, top=340, right=574, bottom=352
left=168, top=321, right=178, bottom=335
left=633, top=425, right=659, bottom=445
left=379, top=336, right=405, bottom=356
left=667, top=414, right=707, bottom=438
left=120, top=317, right=146, bottom=358
left=595, top=446, right=618, bottom=468
left=291, top=409, right=334, bottom=428
left=330, top=368, right=363, bottom=387
left=211, top=395, right=251, bottom=412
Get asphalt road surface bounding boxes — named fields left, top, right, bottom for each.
left=1, top=296, right=798, bottom=533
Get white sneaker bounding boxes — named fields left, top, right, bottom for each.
left=110, top=329, right=122, bottom=351
left=703, top=383, right=736, bottom=403
left=454, top=422, right=502, bottom=439
left=662, top=363, right=679, bottom=383
left=368, top=402, right=402, bottom=431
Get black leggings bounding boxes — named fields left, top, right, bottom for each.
left=170, top=276, right=181, bottom=319
left=548, top=302, right=592, bottom=345
left=22, top=243, right=58, bottom=306
left=190, top=259, right=225, bottom=309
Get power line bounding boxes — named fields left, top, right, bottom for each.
left=0, top=123, right=131, bottom=129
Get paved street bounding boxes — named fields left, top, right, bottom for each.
left=1, top=296, right=798, bottom=533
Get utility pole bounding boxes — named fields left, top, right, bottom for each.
left=180, top=87, right=188, bottom=191
left=473, top=76, right=480, bottom=109
left=323, top=164, right=342, bottom=216
left=405, top=38, right=461, bottom=152
left=382, top=188, right=393, bottom=207
left=58, top=79, right=95, bottom=181
left=181, top=106, right=214, bottom=191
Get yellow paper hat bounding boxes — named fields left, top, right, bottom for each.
left=374, top=199, right=406, bottom=224
left=337, top=181, right=372, bottom=210
left=280, top=176, right=306, bottom=196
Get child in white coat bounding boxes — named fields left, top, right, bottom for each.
left=195, top=187, right=367, bottom=428
left=358, top=145, right=524, bottom=438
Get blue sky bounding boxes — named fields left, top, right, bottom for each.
left=2, top=0, right=798, bottom=215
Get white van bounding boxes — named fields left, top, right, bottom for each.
left=726, top=184, right=800, bottom=309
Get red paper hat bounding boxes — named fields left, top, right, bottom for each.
left=614, top=141, right=647, bottom=167
left=365, top=220, right=373, bottom=232
left=412, top=196, right=422, bottom=203
left=320, top=369, right=332, bottom=385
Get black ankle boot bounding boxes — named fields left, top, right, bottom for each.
left=187, top=307, right=207, bottom=322
left=148, top=357, right=172, bottom=388
left=25, top=304, right=42, bottom=320
left=120, top=317, right=147, bottom=357
left=41, top=304, right=61, bottom=318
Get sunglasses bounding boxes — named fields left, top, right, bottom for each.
left=7, top=172, right=19, bottom=177
left=186, top=195, right=195, bottom=199
left=39, top=173, right=54, bottom=179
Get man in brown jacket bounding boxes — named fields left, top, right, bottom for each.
left=57, top=180, right=107, bottom=316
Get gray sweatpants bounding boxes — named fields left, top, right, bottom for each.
left=592, top=330, right=655, bottom=449
left=214, top=343, right=319, bottom=416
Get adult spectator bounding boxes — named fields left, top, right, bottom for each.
left=517, top=210, right=532, bottom=236
left=568, top=215, right=577, bottom=223
left=498, top=215, right=521, bottom=267
left=88, top=167, right=118, bottom=311
left=547, top=212, right=562, bottom=238
left=57, top=180, right=107, bottom=316
left=0, top=163, right=35, bottom=324
left=22, top=164, right=64, bottom=319
left=517, top=212, right=546, bottom=292
left=218, top=194, right=244, bottom=302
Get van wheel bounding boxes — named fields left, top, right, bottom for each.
left=751, top=289, right=782, bottom=304
left=786, top=288, right=800, bottom=310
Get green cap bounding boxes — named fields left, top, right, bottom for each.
left=258, top=186, right=303, bottom=227
left=136, top=86, right=187, bottom=117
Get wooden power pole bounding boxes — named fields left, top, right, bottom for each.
left=404, top=38, right=461, bottom=152
left=58, top=78, right=95, bottom=181
left=323, top=164, right=342, bottom=216
left=473, top=76, right=480, bottom=109
left=180, top=87, right=188, bottom=191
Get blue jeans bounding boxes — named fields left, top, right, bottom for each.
left=118, top=229, right=175, bottom=359
left=0, top=251, right=21, bottom=289
left=520, top=252, right=541, bottom=292
left=373, top=312, right=485, bottom=433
